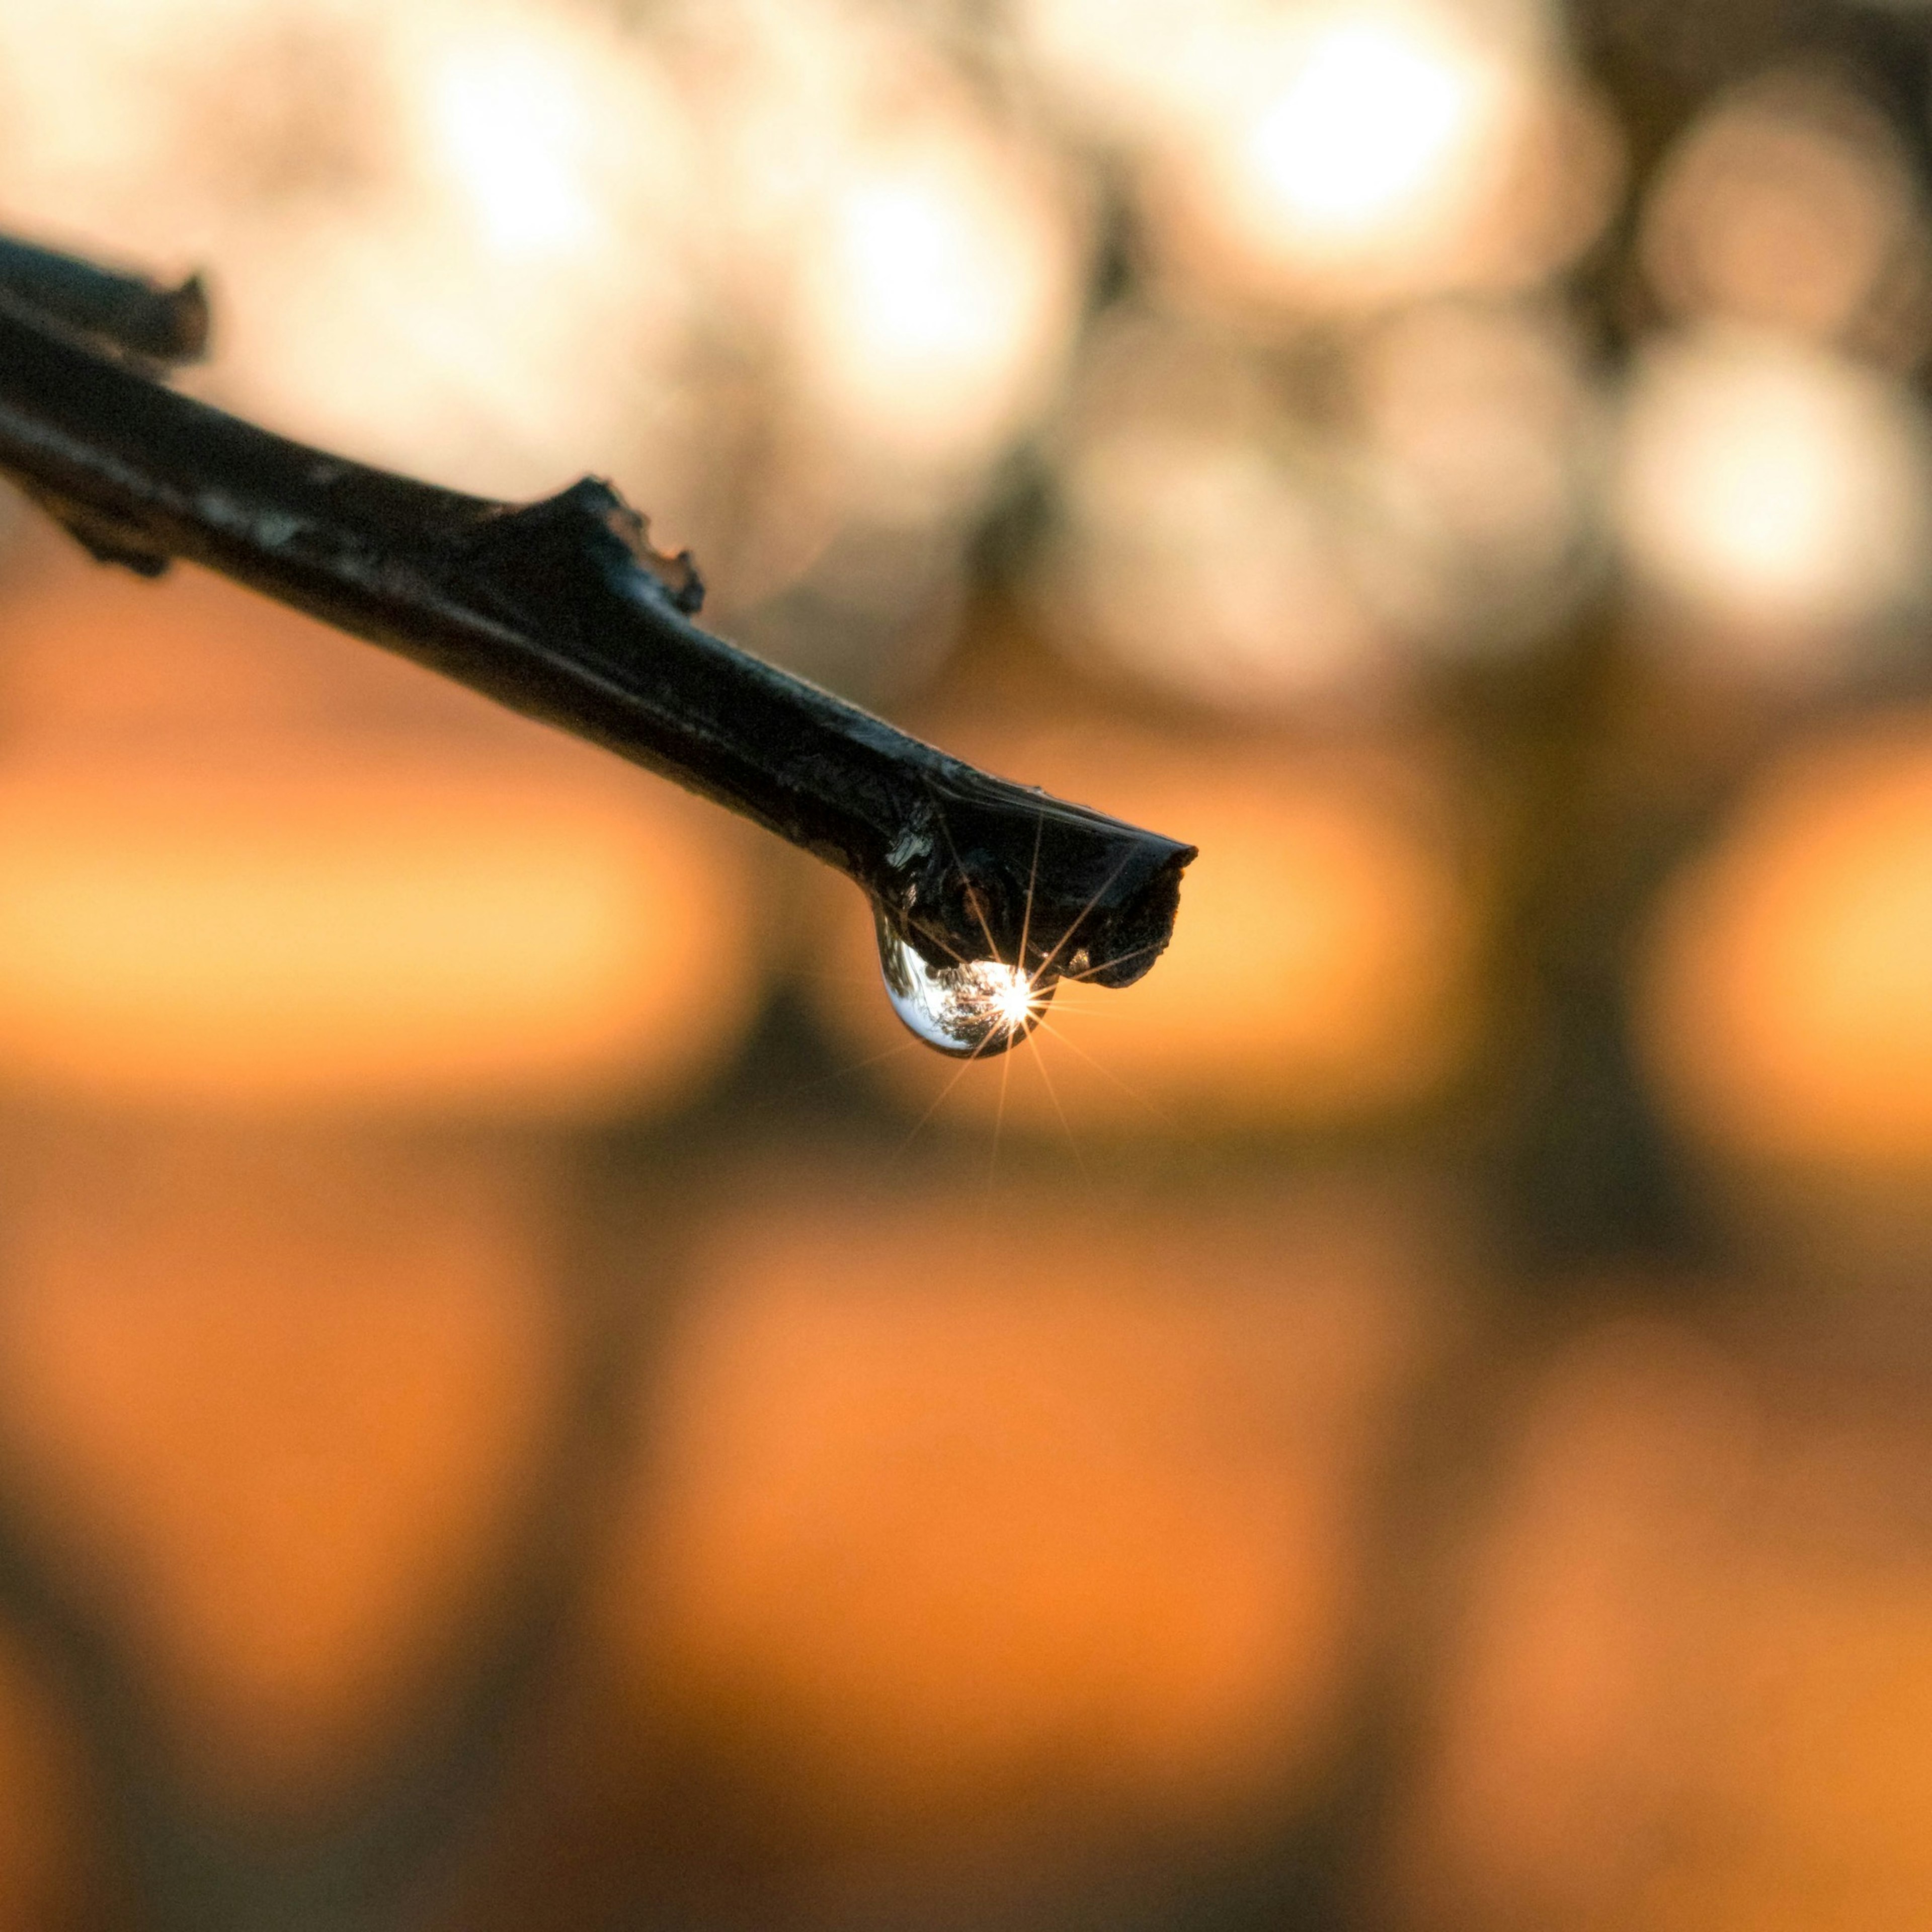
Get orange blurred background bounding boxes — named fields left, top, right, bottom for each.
left=0, top=0, right=1929, bottom=1926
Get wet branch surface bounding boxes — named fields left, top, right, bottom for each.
left=0, top=237, right=1194, bottom=985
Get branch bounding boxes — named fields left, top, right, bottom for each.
left=0, top=236, right=1194, bottom=987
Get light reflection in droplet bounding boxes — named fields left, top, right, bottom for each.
left=873, top=907, right=1053, bottom=1058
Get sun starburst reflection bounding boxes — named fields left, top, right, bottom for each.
left=873, top=910, right=1058, bottom=1060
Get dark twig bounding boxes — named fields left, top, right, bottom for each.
left=0, top=236, right=1193, bottom=986
left=0, top=235, right=208, bottom=369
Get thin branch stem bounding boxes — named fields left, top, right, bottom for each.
left=0, top=237, right=1193, bottom=985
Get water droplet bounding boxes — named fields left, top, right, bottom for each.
left=873, top=906, right=1054, bottom=1058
